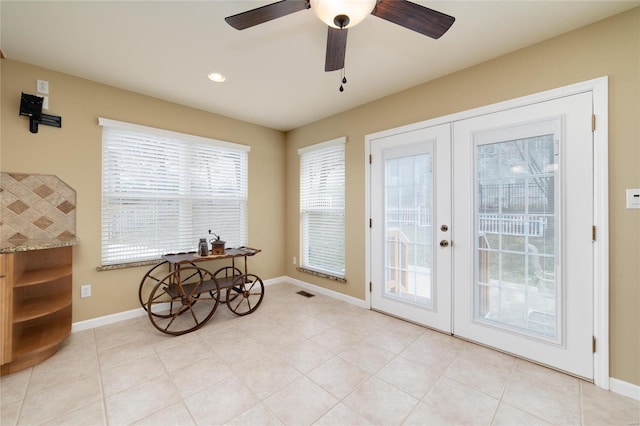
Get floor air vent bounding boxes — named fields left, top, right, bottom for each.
left=296, top=290, right=315, bottom=298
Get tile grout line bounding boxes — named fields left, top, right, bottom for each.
left=301, top=325, right=363, bottom=424
left=28, top=329, right=105, bottom=425
left=13, top=366, right=33, bottom=425
left=216, top=334, right=271, bottom=425
left=271, top=316, right=342, bottom=425
left=488, top=352, right=518, bottom=425
left=578, top=379, right=585, bottom=426
left=329, top=323, right=425, bottom=425
left=253, top=300, right=380, bottom=424
left=158, top=329, right=202, bottom=426
left=91, top=328, right=109, bottom=426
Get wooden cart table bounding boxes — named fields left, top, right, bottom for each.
left=138, top=247, right=263, bottom=335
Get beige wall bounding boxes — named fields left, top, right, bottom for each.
left=1, top=7, right=638, bottom=387
left=285, top=8, right=639, bottom=385
left=1, top=60, right=287, bottom=323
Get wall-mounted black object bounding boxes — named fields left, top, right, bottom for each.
left=19, top=92, right=62, bottom=133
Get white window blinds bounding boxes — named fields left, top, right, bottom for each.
left=299, top=137, right=346, bottom=278
left=100, top=118, right=249, bottom=266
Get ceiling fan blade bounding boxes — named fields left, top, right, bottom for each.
left=372, top=0, right=455, bottom=39
left=325, top=27, right=348, bottom=72
left=225, top=0, right=310, bottom=30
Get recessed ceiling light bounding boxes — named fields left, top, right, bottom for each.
left=208, top=72, right=226, bottom=83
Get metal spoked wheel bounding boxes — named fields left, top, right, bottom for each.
left=226, top=274, right=264, bottom=316
left=213, top=266, right=243, bottom=303
left=147, top=267, right=220, bottom=335
left=139, top=261, right=203, bottom=314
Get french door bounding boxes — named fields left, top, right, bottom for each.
left=370, top=92, right=594, bottom=379
left=452, top=92, right=594, bottom=379
left=370, top=123, right=452, bottom=332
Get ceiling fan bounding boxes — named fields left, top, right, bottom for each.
left=225, top=0, right=455, bottom=73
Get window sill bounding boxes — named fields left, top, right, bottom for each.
left=296, top=267, right=346, bottom=283
left=96, top=259, right=161, bottom=271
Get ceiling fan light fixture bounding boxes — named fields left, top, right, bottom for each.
left=310, top=0, right=376, bottom=29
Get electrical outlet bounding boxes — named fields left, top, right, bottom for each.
left=293, top=256, right=297, bottom=265
left=37, top=79, right=49, bottom=94
left=627, top=189, right=640, bottom=209
left=80, top=284, right=91, bottom=298
left=42, top=96, right=49, bottom=110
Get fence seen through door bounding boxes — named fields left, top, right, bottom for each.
left=386, top=135, right=557, bottom=338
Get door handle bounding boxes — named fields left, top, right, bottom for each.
left=440, top=240, right=450, bottom=248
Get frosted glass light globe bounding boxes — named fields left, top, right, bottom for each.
left=310, top=0, right=376, bottom=29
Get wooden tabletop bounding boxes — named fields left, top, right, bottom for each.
left=162, top=246, right=261, bottom=265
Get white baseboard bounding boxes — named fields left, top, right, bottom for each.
left=280, top=276, right=368, bottom=309
left=71, top=275, right=366, bottom=332
left=263, top=276, right=289, bottom=287
left=72, top=306, right=147, bottom=332
left=609, top=377, right=640, bottom=401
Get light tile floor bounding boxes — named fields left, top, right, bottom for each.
left=1, top=282, right=639, bottom=425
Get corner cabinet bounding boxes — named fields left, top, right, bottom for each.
left=0, top=246, right=72, bottom=376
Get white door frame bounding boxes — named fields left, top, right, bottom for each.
left=364, top=76, right=609, bottom=389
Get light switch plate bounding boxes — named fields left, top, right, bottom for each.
left=627, top=189, right=640, bottom=209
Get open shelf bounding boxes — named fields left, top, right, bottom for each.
left=1, top=246, right=73, bottom=376
left=13, top=293, right=72, bottom=323
left=15, top=266, right=71, bottom=288
left=12, top=310, right=71, bottom=359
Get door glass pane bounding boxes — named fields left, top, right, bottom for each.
left=475, top=135, right=558, bottom=339
left=384, top=153, right=433, bottom=308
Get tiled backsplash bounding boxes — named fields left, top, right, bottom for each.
left=0, top=172, right=76, bottom=242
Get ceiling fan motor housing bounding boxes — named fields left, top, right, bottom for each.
left=334, top=14, right=350, bottom=28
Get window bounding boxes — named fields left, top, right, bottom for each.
left=299, top=137, right=345, bottom=278
left=100, top=118, right=249, bottom=266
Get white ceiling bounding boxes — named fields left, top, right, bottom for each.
left=1, top=1, right=638, bottom=131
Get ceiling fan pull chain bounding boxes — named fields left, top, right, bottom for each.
left=339, top=67, right=347, bottom=92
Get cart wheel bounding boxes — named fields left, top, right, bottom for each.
left=227, top=274, right=264, bottom=316
left=147, top=267, right=220, bottom=335
left=139, top=261, right=203, bottom=313
left=138, top=261, right=169, bottom=310
left=214, top=266, right=243, bottom=303
left=213, top=266, right=243, bottom=280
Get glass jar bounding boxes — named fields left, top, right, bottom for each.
left=198, top=238, right=209, bottom=256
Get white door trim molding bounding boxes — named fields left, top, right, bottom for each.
left=591, top=77, right=609, bottom=390
left=365, top=76, right=609, bottom=388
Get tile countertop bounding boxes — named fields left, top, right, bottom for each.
left=0, top=237, right=79, bottom=253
